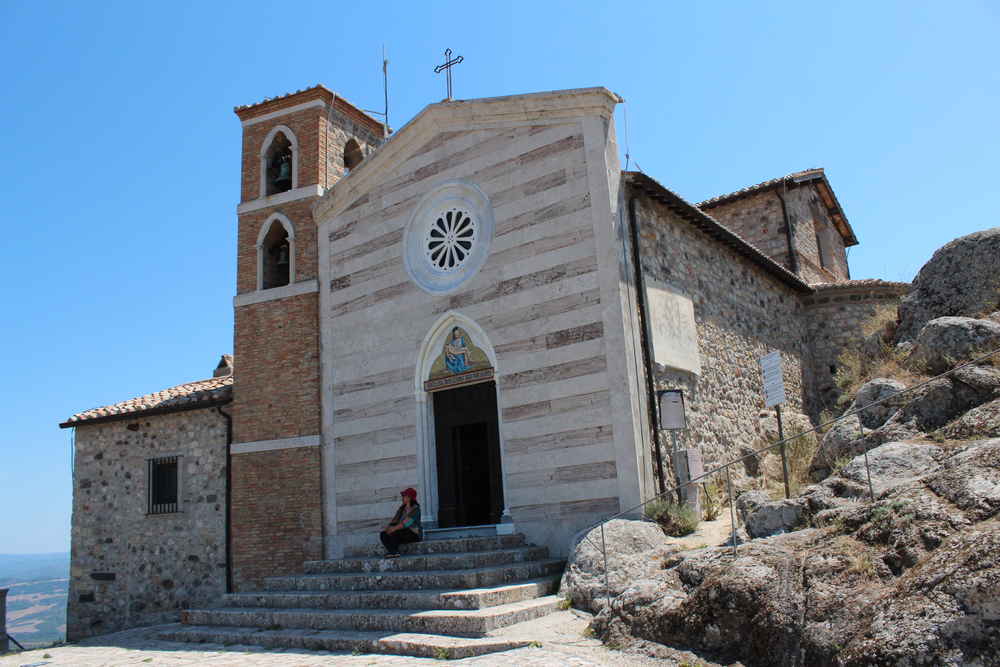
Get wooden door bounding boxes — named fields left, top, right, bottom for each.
left=432, top=381, right=503, bottom=527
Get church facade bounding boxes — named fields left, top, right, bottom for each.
left=62, top=84, right=905, bottom=639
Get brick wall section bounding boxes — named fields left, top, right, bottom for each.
left=236, top=198, right=319, bottom=295
left=66, top=408, right=227, bottom=641
left=702, top=183, right=849, bottom=285
left=232, top=292, right=320, bottom=444
left=230, top=446, right=323, bottom=591
left=802, top=281, right=908, bottom=416
left=633, top=192, right=813, bottom=487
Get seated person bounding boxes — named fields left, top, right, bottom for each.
left=380, top=487, right=422, bottom=558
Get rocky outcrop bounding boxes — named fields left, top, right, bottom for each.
left=583, top=439, right=1000, bottom=667
left=895, top=227, right=1000, bottom=343
left=909, top=316, right=1000, bottom=374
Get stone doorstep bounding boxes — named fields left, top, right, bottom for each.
left=158, top=624, right=532, bottom=659
left=226, top=577, right=557, bottom=610
left=342, top=534, right=525, bottom=558
left=182, top=596, right=560, bottom=637
left=303, top=546, right=551, bottom=574
left=264, top=558, right=566, bottom=592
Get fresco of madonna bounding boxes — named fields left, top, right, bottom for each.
left=427, top=326, right=491, bottom=381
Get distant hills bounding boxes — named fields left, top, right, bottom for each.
left=1, top=553, right=69, bottom=649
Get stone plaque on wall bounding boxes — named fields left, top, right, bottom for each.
left=644, top=277, right=701, bottom=375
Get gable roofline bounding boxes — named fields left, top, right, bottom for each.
left=234, top=84, right=387, bottom=137
left=627, top=171, right=814, bottom=294
left=312, top=87, right=621, bottom=225
left=60, top=375, right=233, bottom=429
left=697, top=168, right=858, bottom=248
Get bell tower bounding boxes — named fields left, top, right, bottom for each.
left=229, top=85, right=386, bottom=590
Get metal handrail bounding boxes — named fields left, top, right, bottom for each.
left=580, top=346, right=1000, bottom=611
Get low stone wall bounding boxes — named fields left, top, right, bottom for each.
left=632, top=194, right=813, bottom=489
left=67, top=407, right=228, bottom=641
left=803, top=280, right=908, bottom=417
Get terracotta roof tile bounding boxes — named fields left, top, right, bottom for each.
left=697, top=169, right=825, bottom=208
left=811, top=278, right=909, bottom=292
left=696, top=168, right=858, bottom=248
left=61, top=375, right=232, bottom=427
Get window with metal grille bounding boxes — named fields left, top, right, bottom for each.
left=148, top=456, right=180, bottom=515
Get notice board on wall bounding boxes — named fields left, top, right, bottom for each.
left=644, top=277, right=701, bottom=376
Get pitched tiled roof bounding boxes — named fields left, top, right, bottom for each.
left=697, top=168, right=858, bottom=248
left=626, top=172, right=814, bottom=294
left=812, top=278, right=909, bottom=292
left=60, top=375, right=232, bottom=428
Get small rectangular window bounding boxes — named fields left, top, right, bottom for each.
left=148, top=456, right=181, bottom=515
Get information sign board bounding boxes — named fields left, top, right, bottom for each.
left=760, top=350, right=786, bottom=407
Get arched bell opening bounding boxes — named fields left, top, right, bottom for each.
left=258, top=125, right=299, bottom=198
left=265, top=133, right=293, bottom=195
left=255, top=214, right=296, bottom=291
left=414, top=313, right=511, bottom=531
left=343, top=138, right=364, bottom=173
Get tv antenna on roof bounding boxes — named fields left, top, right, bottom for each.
left=362, top=45, right=390, bottom=140
left=434, top=48, right=464, bottom=101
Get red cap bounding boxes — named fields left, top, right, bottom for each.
left=401, top=488, right=417, bottom=500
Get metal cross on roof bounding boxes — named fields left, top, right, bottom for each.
left=434, top=48, right=464, bottom=101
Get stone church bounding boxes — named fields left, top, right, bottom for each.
left=60, top=84, right=905, bottom=639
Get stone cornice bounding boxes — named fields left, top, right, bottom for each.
left=311, top=87, right=621, bottom=225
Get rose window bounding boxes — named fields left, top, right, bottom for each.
left=426, top=207, right=477, bottom=272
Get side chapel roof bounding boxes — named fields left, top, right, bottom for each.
left=60, top=358, right=233, bottom=428
left=627, top=171, right=814, bottom=294
left=697, top=168, right=858, bottom=247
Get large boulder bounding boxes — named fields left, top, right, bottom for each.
left=838, top=441, right=942, bottom=495
left=894, top=377, right=982, bottom=431
left=560, top=518, right=677, bottom=613
left=895, top=227, right=1000, bottom=344
left=924, top=438, right=1000, bottom=521
left=736, top=490, right=772, bottom=523
left=810, top=412, right=864, bottom=481
left=855, top=378, right=906, bottom=429
left=744, top=498, right=809, bottom=538
left=908, top=316, right=1000, bottom=374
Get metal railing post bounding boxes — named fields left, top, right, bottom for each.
left=601, top=524, right=610, bottom=610
left=859, top=422, right=875, bottom=502
left=1, top=588, right=8, bottom=653
left=726, top=465, right=737, bottom=558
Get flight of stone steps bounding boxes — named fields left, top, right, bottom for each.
left=158, top=532, right=566, bottom=659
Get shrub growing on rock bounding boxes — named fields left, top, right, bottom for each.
left=643, top=499, right=699, bottom=536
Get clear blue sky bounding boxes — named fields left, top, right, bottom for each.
left=1, top=1, right=997, bottom=554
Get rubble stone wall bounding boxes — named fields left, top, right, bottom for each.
left=67, top=407, right=228, bottom=640
left=632, top=193, right=813, bottom=488
left=803, top=282, right=908, bottom=416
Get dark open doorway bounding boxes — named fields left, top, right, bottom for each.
left=432, top=380, right=503, bottom=528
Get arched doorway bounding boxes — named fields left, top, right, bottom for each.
left=414, top=313, right=509, bottom=529
left=432, top=379, right=503, bottom=527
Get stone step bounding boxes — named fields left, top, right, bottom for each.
left=182, top=596, right=559, bottom=638
left=225, top=577, right=557, bottom=611
left=303, top=546, right=549, bottom=574
left=342, top=533, right=525, bottom=558
left=158, top=623, right=532, bottom=660
left=264, top=559, right=565, bottom=592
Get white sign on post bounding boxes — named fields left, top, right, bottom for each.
left=760, top=350, right=786, bottom=407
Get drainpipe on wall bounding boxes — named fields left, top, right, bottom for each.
left=627, top=191, right=668, bottom=495
left=216, top=405, right=233, bottom=594
left=775, top=177, right=800, bottom=275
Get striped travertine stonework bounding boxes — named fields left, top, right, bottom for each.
left=315, top=90, right=645, bottom=558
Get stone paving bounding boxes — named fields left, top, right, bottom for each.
left=0, top=611, right=673, bottom=667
